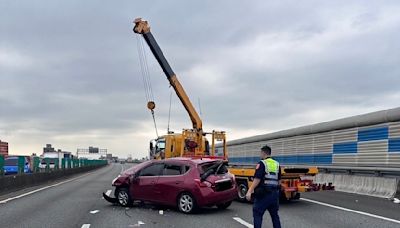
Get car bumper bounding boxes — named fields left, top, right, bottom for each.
left=195, top=186, right=238, bottom=207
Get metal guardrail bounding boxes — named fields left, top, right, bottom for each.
left=0, top=155, right=108, bottom=177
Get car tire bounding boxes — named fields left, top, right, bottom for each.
left=216, top=201, right=232, bottom=209
left=115, top=187, right=133, bottom=207
left=177, top=192, right=197, bottom=214
left=237, top=182, right=249, bottom=202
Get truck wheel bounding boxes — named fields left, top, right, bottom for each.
left=293, top=192, right=300, bottom=200
left=115, top=187, right=133, bottom=207
left=217, top=201, right=232, bottom=209
left=237, top=182, right=249, bottom=202
left=177, top=192, right=197, bottom=214
left=279, top=190, right=289, bottom=203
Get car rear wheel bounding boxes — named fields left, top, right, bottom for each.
left=216, top=201, right=232, bottom=209
left=177, top=193, right=196, bottom=214
left=116, top=187, right=132, bottom=207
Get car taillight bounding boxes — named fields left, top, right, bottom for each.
left=194, top=179, right=212, bottom=188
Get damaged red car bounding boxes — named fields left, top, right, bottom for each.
left=103, top=157, right=237, bottom=213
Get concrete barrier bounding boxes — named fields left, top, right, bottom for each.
left=314, top=173, right=398, bottom=199
left=0, top=164, right=107, bottom=195
left=395, top=180, right=400, bottom=199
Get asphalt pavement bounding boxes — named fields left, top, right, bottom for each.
left=0, top=163, right=399, bottom=228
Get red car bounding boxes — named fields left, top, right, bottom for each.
left=104, top=157, right=237, bottom=213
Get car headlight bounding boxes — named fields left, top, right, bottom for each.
left=112, top=175, right=121, bottom=185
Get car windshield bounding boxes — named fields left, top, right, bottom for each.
left=157, top=140, right=165, bottom=150
left=122, top=161, right=152, bottom=175
left=5, top=158, right=18, bottom=166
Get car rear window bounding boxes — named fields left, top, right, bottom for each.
left=199, top=161, right=228, bottom=175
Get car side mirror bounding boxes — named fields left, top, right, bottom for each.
left=131, top=172, right=139, bottom=182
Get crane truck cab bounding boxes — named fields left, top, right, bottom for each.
left=149, top=130, right=227, bottom=160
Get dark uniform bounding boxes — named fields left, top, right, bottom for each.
left=253, top=158, right=282, bottom=228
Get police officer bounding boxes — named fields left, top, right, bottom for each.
left=246, top=145, right=281, bottom=228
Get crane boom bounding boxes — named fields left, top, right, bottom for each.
left=133, top=18, right=203, bottom=131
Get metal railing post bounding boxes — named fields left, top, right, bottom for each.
left=0, top=155, right=4, bottom=176
left=18, top=156, right=25, bottom=174
left=55, top=158, right=59, bottom=170
left=33, top=156, right=40, bottom=173
left=45, top=157, right=50, bottom=172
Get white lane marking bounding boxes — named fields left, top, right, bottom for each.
left=301, top=198, right=400, bottom=224
left=81, top=224, right=91, bottom=228
left=105, top=190, right=112, bottom=196
left=233, top=217, right=254, bottom=228
left=90, top=210, right=99, bottom=214
left=0, top=168, right=106, bottom=204
left=138, top=221, right=145, bottom=225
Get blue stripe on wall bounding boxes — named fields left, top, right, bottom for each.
left=228, top=153, right=332, bottom=165
left=358, top=127, right=388, bottom=142
left=333, top=142, right=357, bottom=154
left=388, top=138, right=400, bottom=152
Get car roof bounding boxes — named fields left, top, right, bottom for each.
left=164, top=157, right=224, bottom=164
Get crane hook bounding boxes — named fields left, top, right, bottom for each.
left=147, top=101, right=156, bottom=110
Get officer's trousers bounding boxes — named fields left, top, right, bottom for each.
left=253, top=190, right=281, bottom=228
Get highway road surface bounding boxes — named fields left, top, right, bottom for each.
left=0, top=163, right=399, bottom=228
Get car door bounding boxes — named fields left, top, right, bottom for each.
left=131, top=163, right=164, bottom=201
left=153, top=163, right=187, bottom=205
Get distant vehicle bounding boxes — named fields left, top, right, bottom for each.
left=103, top=157, right=237, bottom=213
left=39, top=158, right=55, bottom=169
left=4, top=156, right=31, bottom=174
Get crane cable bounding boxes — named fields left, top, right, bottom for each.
left=136, top=35, right=159, bottom=138
left=167, top=90, right=172, bottom=133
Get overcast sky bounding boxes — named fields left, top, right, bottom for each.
left=1, top=1, right=400, bottom=159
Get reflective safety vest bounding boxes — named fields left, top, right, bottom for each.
left=261, top=158, right=280, bottom=189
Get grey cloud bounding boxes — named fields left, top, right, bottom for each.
left=1, top=0, right=400, bottom=158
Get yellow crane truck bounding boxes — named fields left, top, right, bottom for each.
left=133, top=18, right=324, bottom=202
left=133, top=18, right=227, bottom=160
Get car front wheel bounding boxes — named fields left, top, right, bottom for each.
left=177, top=193, right=196, bottom=214
left=115, top=187, right=132, bottom=207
